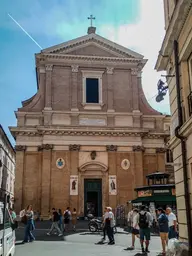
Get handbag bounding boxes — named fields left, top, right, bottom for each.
left=21, top=215, right=27, bottom=225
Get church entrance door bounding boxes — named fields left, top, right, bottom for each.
left=84, top=179, right=102, bottom=217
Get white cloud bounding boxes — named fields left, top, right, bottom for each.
left=99, top=0, right=170, bottom=114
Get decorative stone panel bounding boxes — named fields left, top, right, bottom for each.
left=69, top=144, right=81, bottom=151
left=38, top=144, right=53, bottom=151
left=156, top=148, right=166, bottom=153
left=132, top=145, right=145, bottom=152
left=106, top=145, right=117, bottom=152
left=15, top=145, right=26, bottom=151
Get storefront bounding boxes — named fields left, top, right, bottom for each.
left=131, top=172, right=177, bottom=218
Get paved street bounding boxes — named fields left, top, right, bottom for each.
left=15, top=226, right=162, bottom=256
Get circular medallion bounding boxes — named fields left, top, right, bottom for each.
left=121, top=159, right=130, bottom=170
left=56, top=158, right=65, bottom=169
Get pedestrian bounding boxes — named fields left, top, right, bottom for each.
left=136, top=205, right=152, bottom=253
left=58, top=209, right=63, bottom=233
left=157, top=208, right=169, bottom=256
left=166, top=207, right=177, bottom=239
left=71, top=208, right=77, bottom=231
left=124, top=208, right=140, bottom=251
left=63, top=207, right=71, bottom=232
left=47, top=208, right=63, bottom=236
left=106, top=207, right=115, bottom=245
left=102, top=207, right=108, bottom=241
left=22, top=205, right=35, bottom=243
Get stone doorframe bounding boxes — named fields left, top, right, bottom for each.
left=78, top=161, right=108, bottom=216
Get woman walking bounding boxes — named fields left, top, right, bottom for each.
left=157, top=208, right=169, bottom=256
left=23, top=205, right=35, bottom=243
left=71, top=208, right=77, bottom=231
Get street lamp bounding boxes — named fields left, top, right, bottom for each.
left=156, top=79, right=168, bottom=102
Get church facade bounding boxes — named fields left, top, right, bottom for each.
left=10, top=27, right=172, bottom=217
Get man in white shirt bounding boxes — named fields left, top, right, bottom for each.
left=106, top=207, right=115, bottom=245
left=124, top=208, right=140, bottom=251
left=166, top=207, right=177, bottom=239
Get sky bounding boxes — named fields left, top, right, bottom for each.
left=0, top=0, right=170, bottom=144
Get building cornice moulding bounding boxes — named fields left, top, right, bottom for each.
left=11, top=128, right=169, bottom=139
left=156, top=1, right=192, bottom=71
left=38, top=53, right=147, bottom=66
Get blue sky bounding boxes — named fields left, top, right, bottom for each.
left=0, top=0, right=169, bottom=144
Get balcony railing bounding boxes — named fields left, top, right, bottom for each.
left=188, top=91, right=192, bottom=116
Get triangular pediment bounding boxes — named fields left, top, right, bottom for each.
left=42, top=33, right=144, bottom=59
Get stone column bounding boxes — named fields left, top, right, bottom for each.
left=133, top=145, right=145, bottom=187
left=131, top=68, right=139, bottom=111
left=106, top=67, right=114, bottom=112
left=14, top=146, right=26, bottom=212
left=39, top=144, right=53, bottom=218
left=156, top=148, right=166, bottom=171
left=39, top=67, right=46, bottom=106
left=69, top=144, right=80, bottom=212
left=71, top=65, right=79, bottom=112
left=44, top=64, right=53, bottom=110
left=107, top=145, right=117, bottom=208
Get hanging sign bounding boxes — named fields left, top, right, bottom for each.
left=109, top=175, right=117, bottom=195
left=70, top=175, right=78, bottom=196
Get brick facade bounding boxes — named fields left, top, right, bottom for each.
left=10, top=29, right=173, bottom=217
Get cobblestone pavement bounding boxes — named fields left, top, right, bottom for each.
left=15, top=229, right=162, bottom=256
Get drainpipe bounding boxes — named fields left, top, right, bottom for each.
left=173, top=40, right=192, bottom=253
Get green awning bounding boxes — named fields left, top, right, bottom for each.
left=132, top=195, right=176, bottom=203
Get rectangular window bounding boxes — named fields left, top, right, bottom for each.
left=86, top=78, right=99, bottom=103
left=166, top=149, right=173, bottom=163
left=188, top=54, right=192, bottom=89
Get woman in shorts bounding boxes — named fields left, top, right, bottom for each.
left=157, top=208, right=169, bottom=256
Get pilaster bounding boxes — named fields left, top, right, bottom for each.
left=156, top=148, right=166, bottom=171
left=38, top=144, right=53, bottom=217
left=44, top=64, right=53, bottom=110
left=132, top=145, right=144, bottom=187
left=106, top=67, right=114, bottom=112
left=14, top=145, right=26, bottom=212
left=71, top=65, right=79, bottom=111
left=131, top=68, right=139, bottom=111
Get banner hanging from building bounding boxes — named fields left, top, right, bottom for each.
left=109, top=175, right=117, bottom=195
left=70, top=175, right=78, bottom=196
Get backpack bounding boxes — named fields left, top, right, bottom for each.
left=64, top=211, right=69, bottom=220
left=139, top=212, right=148, bottom=229
left=159, top=214, right=168, bottom=226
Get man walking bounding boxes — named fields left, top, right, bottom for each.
left=63, top=207, right=71, bottom=232
left=106, top=207, right=115, bottom=245
left=166, top=207, right=177, bottom=239
left=124, top=208, right=140, bottom=251
left=136, top=205, right=152, bottom=253
left=47, top=208, right=63, bottom=236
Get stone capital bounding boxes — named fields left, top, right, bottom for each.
left=106, top=67, right=114, bottom=74
left=71, top=65, right=79, bottom=73
left=38, top=144, right=53, bottom=151
left=45, top=64, right=53, bottom=71
left=39, top=67, right=46, bottom=74
left=15, top=145, right=26, bottom=151
left=106, top=145, right=117, bottom=152
left=69, top=144, right=80, bottom=151
left=132, top=145, right=145, bottom=152
left=131, top=68, right=138, bottom=75
left=156, top=148, right=166, bottom=153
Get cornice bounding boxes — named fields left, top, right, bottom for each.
left=155, top=1, right=192, bottom=71
left=40, top=53, right=146, bottom=65
left=11, top=128, right=169, bottom=139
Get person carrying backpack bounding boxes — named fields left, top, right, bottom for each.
left=135, top=205, right=152, bottom=253
left=63, top=207, right=71, bottom=232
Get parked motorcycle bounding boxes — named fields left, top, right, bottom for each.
left=87, top=214, right=117, bottom=233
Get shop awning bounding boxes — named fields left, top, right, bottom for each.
left=131, top=195, right=176, bottom=203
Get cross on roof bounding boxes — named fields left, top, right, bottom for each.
left=88, top=15, right=95, bottom=27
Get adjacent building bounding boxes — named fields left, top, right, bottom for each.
left=155, top=0, right=192, bottom=245
left=10, top=25, right=173, bottom=218
left=0, top=125, right=15, bottom=205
